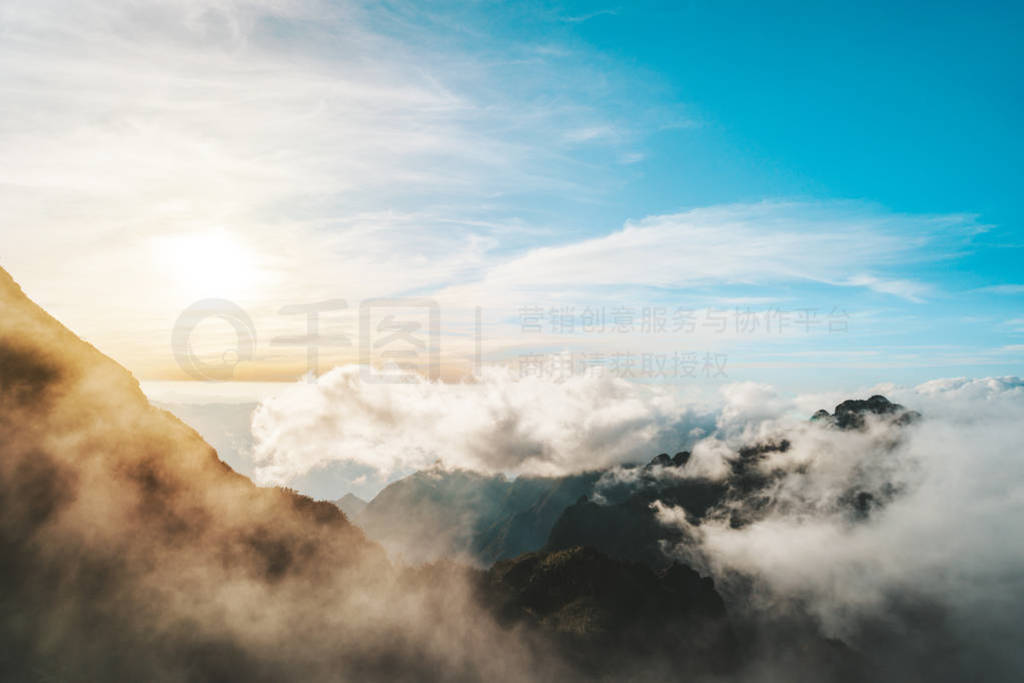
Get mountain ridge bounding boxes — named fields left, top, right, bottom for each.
left=349, top=389, right=921, bottom=572
left=0, top=266, right=549, bottom=681
left=0, top=266, right=759, bottom=681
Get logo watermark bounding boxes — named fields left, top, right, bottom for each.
left=171, top=299, right=257, bottom=381
left=171, top=298, right=850, bottom=382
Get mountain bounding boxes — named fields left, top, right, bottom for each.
left=155, top=400, right=258, bottom=476
left=355, top=394, right=921, bottom=571
left=481, top=545, right=736, bottom=680
left=1, top=266, right=930, bottom=681
left=0, top=266, right=760, bottom=681
left=546, top=454, right=726, bottom=570
left=545, top=396, right=921, bottom=569
left=333, top=492, right=368, bottom=518
left=811, top=394, right=921, bottom=430
left=357, top=467, right=601, bottom=565
left=0, top=267, right=558, bottom=681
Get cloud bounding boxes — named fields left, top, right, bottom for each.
left=654, top=375, right=1024, bottom=677
left=246, top=364, right=1024, bottom=678
left=841, top=274, right=929, bottom=302
left=559, top=8, right=620, bottom=24
left=0, top=0, right=991, bottom=380
left=451, top=201, right=980, bottom=303
left=1002, top=317, right=1024, bottom=333
left=563, top=124, right=619, bottom=144
left=250, top=364, right=716, bottom=484
left=907, top=375, right=1024, bottom=402
left=0, top=1, right=1003, bottom=387
left=974, top=284, right=1024, bottom=295
left=716, top=381, right=792, bottom=434
left=0, top=0, right=663, bottom=375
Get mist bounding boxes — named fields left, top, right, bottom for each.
left=251, top=364, right=717, bottom=484
left=246, top=357, right=1024, bottom=679
left=0, top=268, right=570, bottom=682
left=654, top=377, right=1024, bottom=680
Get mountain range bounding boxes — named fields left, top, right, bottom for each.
left=0, top=266, right=929, bottom=681
left=347, top=393, right=918, bottom=572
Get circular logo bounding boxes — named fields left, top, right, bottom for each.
left=171, top=299, right=256, bottom=381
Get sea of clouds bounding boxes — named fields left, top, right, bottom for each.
left=250, top=365, right=718, bottom=483
left=251, top=369, right=1024, bottom=678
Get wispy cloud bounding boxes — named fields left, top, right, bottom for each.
left=442, top=201, right=980, bottom=304
left=0, top=0, right=668, bottom=373
left=0, top=1, right=1002, bottom=383
left=840, top=275, right=929, bottom=302
left=559, top=8, right=620, bottom=24
left=563, top=124, right=620, bottom=144
left=976, top=284, right=1024, bottom=295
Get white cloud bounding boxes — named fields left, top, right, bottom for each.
left=250, top=364, right=716, bottom=484
left=446, top=201, right=980, bottom=305
left=562, top=124, right=619, bottom=143
left=0, top=0, right=654, bottom=372
left=559, top=8, right=620, bottom=24
left=655, top=375, right=1024, bottom=672
left=0, top=1, right=993, bottom=382
left=898, top=376, right=1024, bottom=419
left=841, top=274, right=929, bottom=302
left=974, top=284, right=1024, bottom=295
left=716, top=381, right=792, bottom=435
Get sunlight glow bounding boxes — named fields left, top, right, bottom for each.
left=152, top=229, right=263, bottom=302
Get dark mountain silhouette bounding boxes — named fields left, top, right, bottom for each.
left=812, top=394, right=921, bottom=430
left=481, top=545, right=737, bottom=680
left=356, top=466, right=600, bottom=564
left=0, top=267, right=561, bottom=681
left=353, top=393, right=922, bottom=573
left=544, top=398, right=920, bottom=569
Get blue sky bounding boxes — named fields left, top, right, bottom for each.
left=1, top=0, right=1021, bottom=392
left=358, top=0, right=1024, bottom=390
left=367, top=1, right=1022, bottom=219
left=430, top=1, right=1024, bottom=384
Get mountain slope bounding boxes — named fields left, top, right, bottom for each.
left=545, top=396, right=922, bottom=570
left=334, top=492, right=368, bottom=518
left=0, top=267, right=558, bottom=681
left=481, top=545, right=736, bottom=680
left=358, top=467, right=600, bottom=564
left=0, top=266, right=910, bottom=681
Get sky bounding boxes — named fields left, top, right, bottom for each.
left=1, top=0, right=1022, bottom=397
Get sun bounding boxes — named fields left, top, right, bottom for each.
left=152, top=229, right=264, bottom=302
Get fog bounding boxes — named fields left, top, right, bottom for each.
left=654, top=377, right=1024, bottom=680
left=0, top=268, right=567, bottom=682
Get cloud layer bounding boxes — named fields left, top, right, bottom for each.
left=251, top=365, right=716, bottom=484
left=249, top=364, right=1024, bottom=678
left=653, top=375, right=1024, bottom=679
left=466, top=201, right=979, bottom=301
